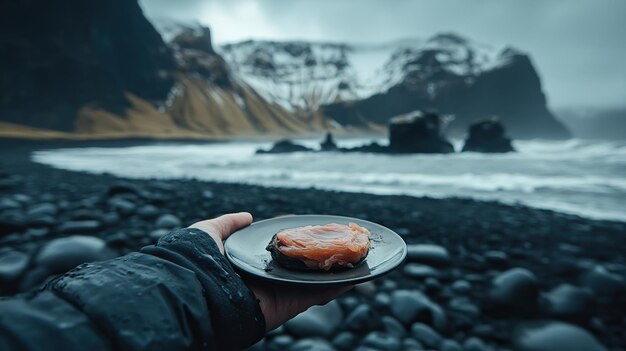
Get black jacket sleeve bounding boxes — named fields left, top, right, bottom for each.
left=0, top=228, right=266, bottom=351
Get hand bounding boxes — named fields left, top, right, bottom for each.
left=189, top=212, right=352, bottom=331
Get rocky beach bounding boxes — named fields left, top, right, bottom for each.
left=1, top=141, right=624, bottom=351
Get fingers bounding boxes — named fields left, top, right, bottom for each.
left=188, top=212, right=253, bottom=254
left=211, top=212, right=253, bottom=240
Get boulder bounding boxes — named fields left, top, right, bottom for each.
left=581, top=265, right=626, bottom=298
left=542, top=284, right=595, bottom=322
left=388, top=111, right=454, bottom=154
left=410, top=323, right=442, bottom=348
left=0, top=250, right=29, bottom=285
left=285, top=300, right=343, bottom=338
left=57, top=220, right=102, bottom=234
left=487, top=267, right=539, bottom=315
left=462, top=118, right=515, bottom=153
left=389, top=290, right=446, bottom=330
left=406, top=244, right=451, bottom=267
left=513, top=321, right=606, bottom=351
left=155, top=214, right=182, bottom=229
left=257, top=139, right=314, bottom=154
left=361, top=332, right=401, bottom=351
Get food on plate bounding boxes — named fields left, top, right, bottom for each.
left=266, top=223, right=371, bottom=271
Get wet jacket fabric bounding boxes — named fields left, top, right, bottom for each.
left=0, top=228, right=266, bottom=351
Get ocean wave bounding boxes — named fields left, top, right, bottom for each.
left=32, top=139, right=626, bottom=222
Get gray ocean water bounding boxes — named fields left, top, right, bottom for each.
left=32, top=138, right=626, bottom=222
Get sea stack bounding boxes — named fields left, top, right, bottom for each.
left=462, top=118, right=515, bottom=153
left=388, top=111, right=454, bottom=154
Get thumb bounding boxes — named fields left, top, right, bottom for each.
left=189, top=212, right=253, bottom=253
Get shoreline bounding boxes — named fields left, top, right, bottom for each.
left=1, top=144, right=625, bottom=349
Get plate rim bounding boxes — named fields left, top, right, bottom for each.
left=224, top=214, right=408, bottom=285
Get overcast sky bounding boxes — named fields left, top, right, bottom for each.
left=140, top=0, right=626, bottom=110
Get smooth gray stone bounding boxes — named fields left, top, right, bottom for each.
left=513, top=321, right=606, bottom=351
left=285, top=300, right=343, bottom=338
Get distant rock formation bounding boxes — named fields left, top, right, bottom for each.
left=388, top=111, right=454, bottom=154
left=223, top=34, right=571, bottom=140
left=259, top=111, right=455, bottom=155
left=462, top=119, right=515, bottom=153
left=256, top=140, right=313, bottom=154
left=320, top=133, right=338, bottom=151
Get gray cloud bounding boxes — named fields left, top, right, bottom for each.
left=140, top=0, right=626, bottom=109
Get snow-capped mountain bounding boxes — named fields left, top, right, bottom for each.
left=219, top=34, right=500, bottom=111
left=219, top=33, right=571, bottom=139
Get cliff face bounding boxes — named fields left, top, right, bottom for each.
left=0, top=1, right=312, bottom=139
left=223, top=34, right=571, bottom=139
left=0, top=0, right=174, bottom=131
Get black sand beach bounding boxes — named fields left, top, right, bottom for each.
left=1, top=141, right=625, bottom=351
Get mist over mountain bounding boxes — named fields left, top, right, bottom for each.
left=557, top=108, right=626, bottom=140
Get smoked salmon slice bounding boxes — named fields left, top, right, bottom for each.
left=266, top=223, right=371, bottom=271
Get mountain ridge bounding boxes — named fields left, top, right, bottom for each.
left=219, top=33, right=571, bottom=139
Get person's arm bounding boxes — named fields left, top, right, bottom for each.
left=0, top=214, right=264, bottom=351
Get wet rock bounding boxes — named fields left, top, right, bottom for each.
left=155, top=214, right=182, bottom=229
left=338, top=296, right=360, bottom=312
left=290, top=338, right=336, bottom=351
left=108, top=197, right=136, bottom=216
left=488, top=268, right=538, bottom=315
left=463, top=337, right=490, bottom=351
left=424, top=277, right=441, bottom=293
left=150, top=229, right=170, bottom=240
left=332, top=332, right=357, bottom=351
left=57, top=220, right=102, bottom=234
left=388, top=111, right=454, bottom=154
left=12, top=194, right=31, bottom=204
left=448, top=297, right=480, bottom=318
left=406, top=244, right=451, bottom=267
left=451, top=280, right=472, bottom=294
left=137, top=204, right=160, bottom=219
left=0, top=250, right=29, bottom=284
left=285, top=300, right=343, bottom=338
left=440, top=339, right=463, bottom=351
left=107, top=182, right=148, bottom=198
left=390, top=290, right=446, bottom=330
left=462, top=119, right=515, bottom=153
left=71, top=209, right=104, bottom=221
left=513, top=321, right=607, bottom=351
left=0, top=211, right=27, bottom=236
left=257, top=139, right=314, bottom=154
left=19, top=235, right=116, bottom=290
left=410, top=323, right=442, bottom=348
left=381, top=316, right=406, bottom=338
left=26, top=215, right=56, bottom=227
left=373, top=292, right=391, bottom=309
left=267, top=335, right=295, bottom=351
left=362, top=331, right=401, bottom=351
left=403, top=264, right=441, bottom=279
left=581, top=265, right=626, bottom=298
left=26, top=203, right=58, bottom=217
left=344, top=304, right=379, bottom=332
left=401, top=338, right=424, bottom=350
left=542, top=284, right=595, bottom=322
left=27, top=235, right=116, bottom=286
left=484, top=250, right=509, bottom=267
left=0, top=197, right=21, bottom=210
